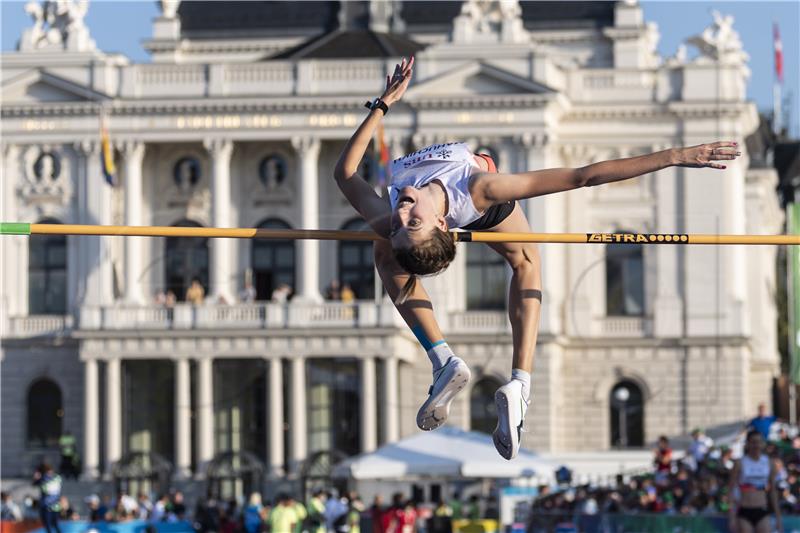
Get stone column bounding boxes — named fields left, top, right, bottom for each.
left=361, top=357, right=377, bottom=452
left=78, top=141, right=113, bottom=306
left=382, top=357, right=399, bottom=443
left=82, top=358, right=100, bottom=479
left=653, top=144, right=683, bottom=337
left=174, top=357, right=192, bottom=479
left=290, top=356, right=307, bottom=472
left=518, top=133, right=563, bottom=335
left=196, top=357, right=215, bottom=476
left=268, top=357, right=284, bottom=477
left=291, top=137, right=322, bottom=301
left=105, top=357, right=122, bottom=476
left=1, top=144, right=22, bottom=319
left=204, top=139, right=235, bottom=303
left=122, top=141, right=146, bottom=304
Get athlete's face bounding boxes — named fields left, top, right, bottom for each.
left=746, top=433, right=764, bottom=454
left=390, top=186, right=446, bottom=248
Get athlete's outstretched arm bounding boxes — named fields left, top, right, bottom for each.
left=334, top=57, right=414, bottom=236
left=471, top=141, right=741, bottom=210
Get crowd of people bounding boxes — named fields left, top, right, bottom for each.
left=531, top=404, right=800, bottom=522
left=147, top=276, right=368, bottom=308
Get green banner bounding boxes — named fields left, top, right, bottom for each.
left=791, top=202, right=800, bottom=384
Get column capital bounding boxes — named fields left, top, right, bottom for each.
left=514, top=132, right=548, bottom=148
left=203, top=138, right=234, bottom=159
left=119, top=140, right=145, bottom=160
left=290, top=136, right=321, bottom=156
left=74, top=139, right=102, bottom=156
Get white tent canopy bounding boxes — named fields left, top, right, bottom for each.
left=332, top=426, right=556, bottom=480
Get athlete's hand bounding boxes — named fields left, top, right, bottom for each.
left=381, top=56, right=414, bottom=107
left=674, top=141, right=741, bottom=169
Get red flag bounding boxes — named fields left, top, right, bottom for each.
left=774, top=23, right=784, bottom=84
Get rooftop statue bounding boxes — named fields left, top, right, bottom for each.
left=687, top=10, right=748, bottom=65
left=19, top=0, right=95, bottom=52
left=452, top=0, right=528, bottom=44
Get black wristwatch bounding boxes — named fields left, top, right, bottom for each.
left=364, top=98, right=389, bottom=115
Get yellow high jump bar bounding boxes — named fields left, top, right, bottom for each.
left=1, top=222, right=798, bottom=245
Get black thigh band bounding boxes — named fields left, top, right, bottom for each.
left=461, top=201, right=517, bottom=231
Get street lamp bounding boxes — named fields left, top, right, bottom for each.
left=614, top=386, right=630, bottom=448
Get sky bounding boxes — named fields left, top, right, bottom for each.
left=1, top=0, right=798, bottom=136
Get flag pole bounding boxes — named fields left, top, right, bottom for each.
left=789, top=204, right=796, bottom=425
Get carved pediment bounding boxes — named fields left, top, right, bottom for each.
left=1, top=69, right=109, bottom=104
left=406, top=62, right=554, bottom=99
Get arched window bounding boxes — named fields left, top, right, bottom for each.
left=165, top=220, right=209, bottom=302
left=470, top=376, right=503, bottom=434
left=338, top=219, right=375, bottom=300
left=466, top=245, right=506, bottom=310
left=252, top=219, right=295, bottom=301
left=606, top=232, right=645, bottom=316
left=28, top=218, right=67, bottom=315
left=27, top=378, right=63, bottom=447
left=610, top=380, right=644, bottom=448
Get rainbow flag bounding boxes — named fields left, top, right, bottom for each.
left=374, top=123, right=390, bottom=187
left=100, top=113, right=116, bottom=186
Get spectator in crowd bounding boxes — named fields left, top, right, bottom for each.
left=654, top=435, right=673, bottom=485
left=306, top=489, right=327, bottom=533
left=325, top=279, right=342, bottom=300
left=748, top=402, right=778, bottom=440
left=243, top=492, right=264, bottom=533
left=268, top=493, right=299, bottom=533
left=271, top=283, right=293, bottom=303
left=168, top=490, right=187, bottom=521
left=1, top=491, right=22, bottom=522
left=58, top=430, right=78, bottom=480
left=151, top=493, right=169, bottom=523
left=686, top=428, right=714, bottom=471
left=186, top=278, right=205, bottom=305
left=370, top=495, right=385, bottom=533
left=289, top=494, right=306, bottom=533
left=33, top=462, right=62, bottom=533
left=165, top=290, right=177, bottom=308
left=136, top=492, right=152, bottom=520
left=340, top=283, right=356, bottom=303
left=57, top=496, right=78, bottom=521
left=240, top=280, right=257, bottom=303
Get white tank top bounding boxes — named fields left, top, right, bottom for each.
left=739, top=454, right=770, bottom=490
left=388, top=142, right=482, bottom=229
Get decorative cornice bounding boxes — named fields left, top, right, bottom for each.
left=2, top=93, right=557, bottom=119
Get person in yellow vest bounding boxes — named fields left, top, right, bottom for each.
left=291, top=494, right=307, bottom=533
left=433, top=500, right=453, bottom=517
left=269, top=494, right=299, bottom=533
left=306, top=489, right=327, bottom=533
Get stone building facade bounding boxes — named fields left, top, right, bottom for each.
left=0, top=0, right=783, bottom=487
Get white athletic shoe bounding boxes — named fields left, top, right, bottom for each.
left=416, top=357, right=471, bottom=431
left=493, top=380, right=529, bottom=460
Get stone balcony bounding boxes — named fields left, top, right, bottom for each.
left=2, top=306, right=654, bottom=340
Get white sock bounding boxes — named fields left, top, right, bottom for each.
left=511, top=368, right=531, bottom=402
left=427, top=342, right=454, bottom=372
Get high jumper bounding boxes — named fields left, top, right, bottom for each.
left=333, top=56, right=742, bottom=460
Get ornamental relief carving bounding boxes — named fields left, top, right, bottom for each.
left=17, top=145, right=73, bottom=207
left=151, top=148, right=211, bottom=226
left=250, top=149, right=294, bottom=206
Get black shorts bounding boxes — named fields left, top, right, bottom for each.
left=461, top=201, right=517, bottom=231
left=737, top=506, right=771, bottom=527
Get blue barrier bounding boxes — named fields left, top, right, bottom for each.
left=29, top=520, right=194, bottom=533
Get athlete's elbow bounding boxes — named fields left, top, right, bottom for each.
left=573, top=167, right=592, bottom=189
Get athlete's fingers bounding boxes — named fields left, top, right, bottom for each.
left=712, top=140, right=738, bottom=148
left=707, top=162, right=727, bottom=170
